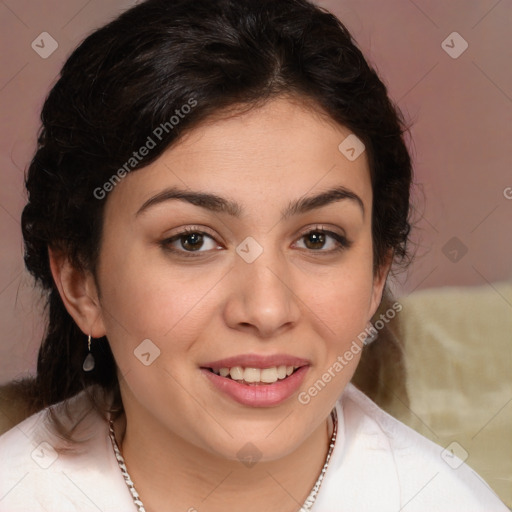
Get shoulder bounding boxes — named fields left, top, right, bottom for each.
left=320, top=383, right=508, bottom=511
left=0, top=387, right=133, bottom=511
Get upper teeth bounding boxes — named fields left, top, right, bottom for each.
left=212, top=365, right=299, bottom=383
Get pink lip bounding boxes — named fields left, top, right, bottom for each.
left=201, top=366, right=309, bottom=407
left=200, top=353, right=311, bottom=370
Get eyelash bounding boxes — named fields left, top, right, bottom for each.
left=159, top=225, right=352, bottom=258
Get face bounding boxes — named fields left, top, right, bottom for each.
left=89, top=96, right=387, bottom=461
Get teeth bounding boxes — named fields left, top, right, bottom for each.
left=277, top=365, right=287, bottom=379
left=211, top=365, right=300, bottom=383
left=230, top=366, right=244, bottom=380
left=260, top=367, right=278, bottom=383
left=244, top=367, right=261, bottom=383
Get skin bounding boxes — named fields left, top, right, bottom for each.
left=50, top=95, right=391, bottom=512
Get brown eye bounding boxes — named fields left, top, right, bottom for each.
left=161, top=228, right=222, bottom=256
left=295, top=229, right=351, bottom=252
left=180, top=232, right=204, bottom=251
left=303, top=231, right=326, bottom=250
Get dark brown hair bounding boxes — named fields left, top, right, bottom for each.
left=16, top=0, right=413, bottom=439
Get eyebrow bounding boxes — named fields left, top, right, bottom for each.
left=135, top=185, right=365, bottom=220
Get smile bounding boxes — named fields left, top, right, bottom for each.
left=201, top=365, right=309, bottom=407
left=206, top=365, right=301, bottom=384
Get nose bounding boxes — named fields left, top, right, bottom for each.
left=223, top=245, right=301, bottom=339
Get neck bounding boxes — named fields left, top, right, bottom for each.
left=112, top=405, right=335, bottom=512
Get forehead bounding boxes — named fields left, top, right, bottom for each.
left=104, top=96, right=371, bottom=218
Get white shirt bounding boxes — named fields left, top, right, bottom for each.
left=0, top=383, right=507, bottom=511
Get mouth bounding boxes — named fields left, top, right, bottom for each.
left=202, top=365, right=303, bottom=385
left=199, top=354, right=310, bottom=406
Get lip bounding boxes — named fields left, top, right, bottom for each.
left=201, top=365, right=309, bottom=407
left=200, top=353, right=311, bottom=370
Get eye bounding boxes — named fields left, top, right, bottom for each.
left=294, top=227, right=351, bottom=252
left=160, top=227, right=222, bottom=256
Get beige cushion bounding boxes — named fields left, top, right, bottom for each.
left=395, top=282, right=512, bottom=507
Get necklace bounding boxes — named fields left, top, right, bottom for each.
left=108, top=408, right=337, bottom=512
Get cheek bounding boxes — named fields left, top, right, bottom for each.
left=302, top=262, right=374, bottom=394
left=321, top=279, right=372, bottom=330
left=96, top=243, right=221, bottom=359
left=300, top=252, right=375, bottom=339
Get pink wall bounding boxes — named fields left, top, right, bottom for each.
left=0, top=0, right=511, bottom=383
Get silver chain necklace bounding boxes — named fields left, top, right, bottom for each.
left=108, top=408, right=337, bottom=512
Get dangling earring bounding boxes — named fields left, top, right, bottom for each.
left=363, top=322, right=378, bottom=346
left=83, top=334, right=95, bottom=372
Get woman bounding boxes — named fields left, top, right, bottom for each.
left=0, top=0, right=507, bottom=510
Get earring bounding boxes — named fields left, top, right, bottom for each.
left=363, top=322, right=378, bottom=346
left=82, top=334, right=95, bottom=372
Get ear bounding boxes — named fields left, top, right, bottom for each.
left=48, top=247, right=107, bottom=338
left=368, top=250, right=393, bottom=320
